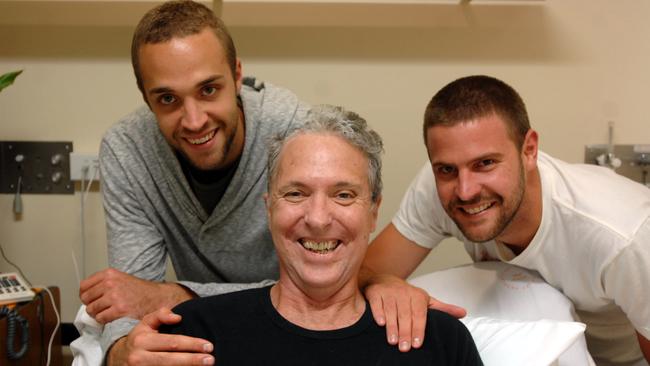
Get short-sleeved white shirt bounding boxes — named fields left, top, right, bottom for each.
left=393, top=151, right=650, bottom=365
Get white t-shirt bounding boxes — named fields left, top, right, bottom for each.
left=393, top=151, right=650, bottom=365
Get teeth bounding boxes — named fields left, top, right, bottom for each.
left=188, top=131, right=215, bottom=145
left=464, top=203, right=491, bottom=215
left=300, top=240, right=340, bottom=254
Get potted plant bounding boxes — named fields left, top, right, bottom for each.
left=0, top=70, right=22, bottom=92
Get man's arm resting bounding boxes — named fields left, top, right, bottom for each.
left=361, top=223, right=466, bottom=353
left=362, top=223, right=432, bottom=280
left=80, top=268, right=196, bottom=324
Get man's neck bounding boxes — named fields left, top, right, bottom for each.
left=270, top=280, right=366, bottom=331
left=497, top=167, right=543, bottom=252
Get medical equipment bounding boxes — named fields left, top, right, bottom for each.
left=584, top=122, right=650, bottom=187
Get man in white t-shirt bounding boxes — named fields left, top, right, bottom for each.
left=360, top=75, right=650, bottom=365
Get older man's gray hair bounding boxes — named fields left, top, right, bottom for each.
left=267, top=104, right=384, bottom=202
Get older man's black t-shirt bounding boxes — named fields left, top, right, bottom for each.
left=160, top=286, right=482, bottom=366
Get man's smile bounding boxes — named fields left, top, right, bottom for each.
left=186, top=130, right=216, bottom=145
left=459, top=202, right=494, bottom=215
left=298, top=239, right=342, bottom=254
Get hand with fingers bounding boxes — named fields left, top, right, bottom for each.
left=108, top=308, right=215, bottom=366
left=79, top=268, right=195, bottom=324
left=364, top=273, right=466, bottom=352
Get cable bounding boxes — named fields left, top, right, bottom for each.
left=37, top=292, right=46, bottom=365
left=32, top=286, right=60, bottom=366
left=0, top=243, right=60, bottom=366
left=0, top=306, right=29, bottom=360
left=13, top=176, right=23, bottom=215
left=83, top=162, right=99, bottom=202
left=77, top=160, right=99, bottom=284
left=0, top=241, right=32, bottom=287
left=13, top=155, right=24, bottom=215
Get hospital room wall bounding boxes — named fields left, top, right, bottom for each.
left=1, top=0, right=649, bottom=322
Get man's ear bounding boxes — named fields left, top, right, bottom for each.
left=234, top=58, right=243, bottom=95
left=141, top=92, right=150, bottom=108
left=370, top=195, right=382, bottom=233
left=521, top=129, right=539, bottom=171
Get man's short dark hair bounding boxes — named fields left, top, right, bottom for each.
left=423, top=75, right=531, bottom=150
left=131, top=0, right=237, bottom=96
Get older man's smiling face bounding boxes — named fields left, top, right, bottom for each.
left=266, top=133, right=380, bottom=293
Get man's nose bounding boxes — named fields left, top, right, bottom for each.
left=181, top=98, right=208, bottom=131
left=455, top=170, right=481, bottom=202
left=304, top=195, right=333, bottom=230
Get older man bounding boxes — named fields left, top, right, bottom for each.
left=155, top=105, right=482, bottom=365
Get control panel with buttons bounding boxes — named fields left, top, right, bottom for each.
left=0, top=272, right=35, bottom=306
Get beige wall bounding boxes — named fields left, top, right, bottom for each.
left=1, top=0, right=649, bottom=322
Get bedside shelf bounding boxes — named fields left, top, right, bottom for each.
left=0, top=0, right=544, bottom=27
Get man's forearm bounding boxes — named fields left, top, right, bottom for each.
left=106, top=337, right=127, bottom=366
left=100, top=318, right=139, bottom=365
left=358, top=266, right=378, bottom=290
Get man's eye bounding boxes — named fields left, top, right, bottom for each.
left=159, top=94, right=176, bottom=105
left=283, top=191, right=304, bottom=201
left=337, top=192, right=354, bottom=200
left=477, top=159, right=495, bottom=168
left=437, top=166, right=455, bottom=175
left=334, top=191, right=357, bottom=205
left=201, top=86, right=217, bottom=97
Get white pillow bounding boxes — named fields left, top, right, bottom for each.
left=461, top=316, right=585, bottom=366
left=409, top=262, right=594, bottom=366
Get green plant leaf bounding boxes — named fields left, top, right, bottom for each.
left=0, top=70, right=23, bottom=93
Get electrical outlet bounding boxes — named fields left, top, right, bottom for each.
left=69, top=153, right=99, bottom=181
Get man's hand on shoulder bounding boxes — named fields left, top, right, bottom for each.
left=363, top=272, right=466, bottom=353
left=79, top=268, right=195, bottom=323
left=108, top=308, right=214, bottom=366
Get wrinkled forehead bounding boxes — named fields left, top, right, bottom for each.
left=272, top=132, right=370, bottom=187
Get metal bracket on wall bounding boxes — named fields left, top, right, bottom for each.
left=584, top=144, right=650, bottom=187
left=0, top=141, right=74, bottom=194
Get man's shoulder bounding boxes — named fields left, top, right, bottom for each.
left=424, top=310, right=480, bottom=358
left=425, top=309, right=470, bottom=335
left=100, top=106, right=162, bottom=155
left=162, top=287, right=269, bottom=339
left=102, top=105, right=157, bottom=145
left=241, top=76, right=299, bottom=104
left=538, top=151, right=650, bottom=236
left=240, top=76, right=309, bottom=131
left=538, top=150, right=647, bottom=197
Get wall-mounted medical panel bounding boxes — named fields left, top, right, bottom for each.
left=584, top=144, right=650, bottom=188
left=0, top=141, right=74, bottom=194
